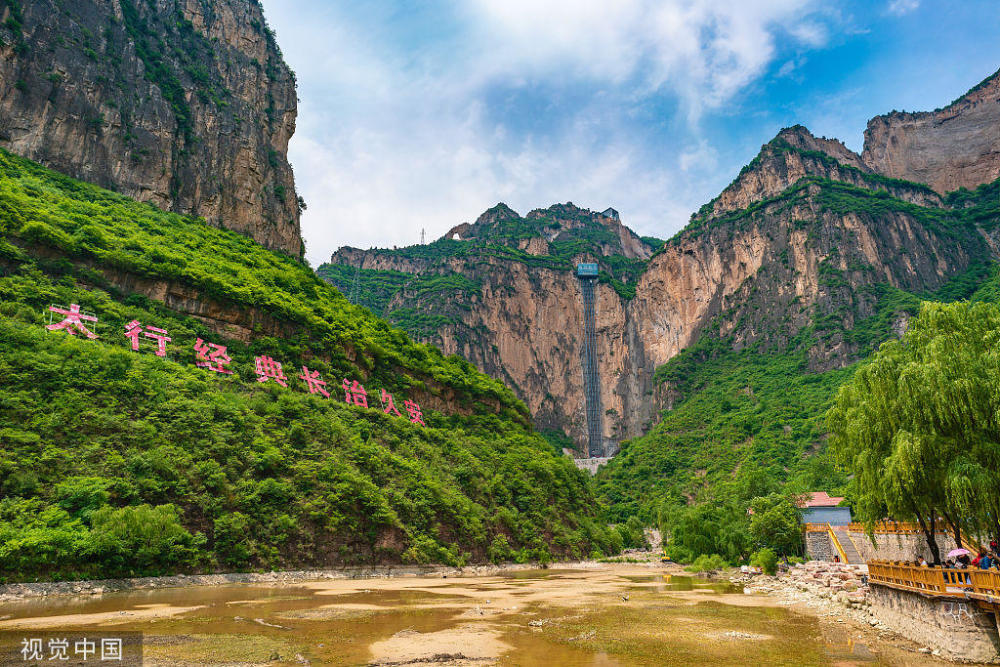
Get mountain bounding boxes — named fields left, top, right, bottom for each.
left=862, top=68, right=1000, bottom=194
left=321, top=69, right=1000, bottom=467
left=0, top=149, right=616, bottom=581
left=321, top=203, right=661, bottom=453
left=0, top=0, right=302, bottom=256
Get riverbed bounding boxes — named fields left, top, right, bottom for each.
left=0, top=563, right=945, bottom=665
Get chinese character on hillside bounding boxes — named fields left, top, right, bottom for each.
left=403, top=399, right=425, bottom=426
left=342, top=379, right=368, bottom=408
left=124, top=320, right=171, bottom=357
left=300, top=366, right=330, bottom=397
left=255, top=356, right=288, bottom=386
left=194, top=338, right=233, bottom=374
left=46, top=304, right=99, bottom=339
left=380, top=389, right=402, bottom=417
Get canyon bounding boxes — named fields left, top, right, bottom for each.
left=321, top=68, right=1000, bottom=454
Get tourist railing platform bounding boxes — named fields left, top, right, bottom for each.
left=868, top=560, right=1000, bottom=608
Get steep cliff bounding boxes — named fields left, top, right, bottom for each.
left=320, top=72, right=1000, bottom=459
left=0, top=0, right=302, bottom=255
left=321, top=204, right=657, bottom=452
left=862, top=68, right=1000, bottom=194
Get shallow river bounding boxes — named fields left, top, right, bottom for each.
left=0, top=564, right=938, bottom=665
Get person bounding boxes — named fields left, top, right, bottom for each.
left=990, top=539, right=998, bottom=552
left=919, top=557, right=929, bottom=567
left=980, top=552, right=992, bottom=570
left=833, top=555, right=840, bottom=563
left=974, top=551, right=985, bottom=567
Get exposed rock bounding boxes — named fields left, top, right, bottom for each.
left=321, top=74, right=1000, bottom=451
left=0, top=0, right=302, bottom=255
left=862, top=68, right=1000, bottom=194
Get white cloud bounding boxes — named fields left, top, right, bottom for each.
left=263, top=0, right=832, bottom=265
left=887, top=0, right=920, bottom=16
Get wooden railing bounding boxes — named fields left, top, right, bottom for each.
left=848, top=522, right=983, bottom=553
left=848, top=521, right=930, bottom=535
left=803, top=523, right=829, bottom=532
left=867, top=560, right=1000, bottom=599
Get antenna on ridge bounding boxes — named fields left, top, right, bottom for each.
left=420, top=228, right=426, bottom=245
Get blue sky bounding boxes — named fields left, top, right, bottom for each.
left=261, top=0, right=1000, bottom=266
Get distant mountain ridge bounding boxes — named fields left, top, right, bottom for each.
left=320, top=67, right=1000, bottom=457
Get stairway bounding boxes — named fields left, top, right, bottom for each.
left=830, top=525, right=862, bottom=564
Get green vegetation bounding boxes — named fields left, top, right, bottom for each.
left=829, top=300, right=1000, bottom=563
left=599, top=168, right=1000, bottom=565
left=0, top=149, right=620, bottom=581
left=684, top=553, right=727, bottom=573
left=318, top=203, right=658, bottom=335
left=750, top=547, right=778, bottom=575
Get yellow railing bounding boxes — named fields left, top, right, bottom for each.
left=828, top=525, right=850, bottom=563
left=848, top=521, right=929, bottom=535
left=866, top=560, right=1000, bottom=598
left=803, top=522, right=829, bottom=532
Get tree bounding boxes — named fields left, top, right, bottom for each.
left=748, top=493, right=802, bottom=556
left=827, top=301, right=1000, bottom=563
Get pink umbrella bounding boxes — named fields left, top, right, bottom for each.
left=947, top=548, right=971, bottom=558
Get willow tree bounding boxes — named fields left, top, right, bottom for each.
left=827, top=301, right=1000, bottom=563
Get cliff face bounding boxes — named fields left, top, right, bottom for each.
left=862, top=68, right=1000, bottom=195
left=321, top=72, right=1000, bottom=454
left=0, top=0, right=302, bottom=256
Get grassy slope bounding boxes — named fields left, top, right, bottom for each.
left=0, top=149, right=619, bottom=581
left=596, top=174, right=1000, bottom=522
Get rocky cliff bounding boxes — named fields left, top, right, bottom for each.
left=321, top=71, right=1000, bottom=455
left=0, top=0, right=302, bottom=256
left=861, top=68, right=1000, bottom=195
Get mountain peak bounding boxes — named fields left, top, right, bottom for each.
left=862, top=66, right=1000, bottom=193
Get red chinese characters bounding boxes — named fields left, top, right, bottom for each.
left=380, top=389, right=402, bottom=417
left=300, top=366, right=330, bottom=397
left=194, top=338, right=233, bottom=374
left=46, top=304, right=98, bottom=339
left=124, top=320, right=171, bottom=357
left=342, top=379, right=368, bottom=407
left=403, top=399, right=425, bottom=426
left=255, top=355, right=288, bottom=386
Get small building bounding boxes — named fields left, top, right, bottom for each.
left=799, top=492, right=851, bottom=526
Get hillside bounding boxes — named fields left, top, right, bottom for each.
left=0, top=0, right=302, bottom=255
left=0, top=149, right=618, bottom=582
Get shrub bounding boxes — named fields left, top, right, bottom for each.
left=684, top=553, right=727, bottom=572
left=750, top=548, right=778, bottom=575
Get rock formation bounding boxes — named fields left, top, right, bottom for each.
left=320, top=70, right=1000, bottom=454
left=0, top=0, right=302, bottom=255
left=862, top=68, right=1000, bottom=194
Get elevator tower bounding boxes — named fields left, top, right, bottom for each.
left=576, top=263, right=603, bottom=458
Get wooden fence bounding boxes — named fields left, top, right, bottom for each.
left=868, top=560, right=1000, bottom=599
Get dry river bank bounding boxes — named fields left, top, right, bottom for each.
left=0, top=557, right=961, bottom=665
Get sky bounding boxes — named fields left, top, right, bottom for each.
left=260, top=0, right=1000, bottom=267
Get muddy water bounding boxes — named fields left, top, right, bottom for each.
left=0, top=565, right=931, bottom=665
